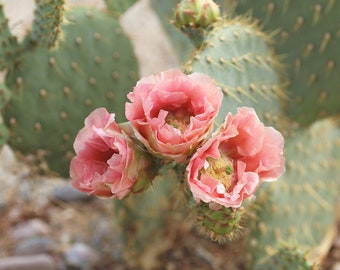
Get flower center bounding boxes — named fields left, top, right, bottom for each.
left=201, top=156, right=235, bottom=190
left=165, top=110, right=191, bottom=133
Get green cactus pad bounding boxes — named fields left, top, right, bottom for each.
left=247, top=117, right=340, bottom=269
left=195, top=202, right=243, bottom=242
left=183, top=18, right=285, bottom=126
left=29, top=0, right=65, bottom=49
left=4, top=8, right=139, bottom=176
left=0, top=4, right=20, bottom=71
left=232, top=0, right=340, bottom=126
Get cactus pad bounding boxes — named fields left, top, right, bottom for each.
left=247, top=117, right=340, bottom=269
left=4, top=8, right=139, bottom=176
left=183, top=18, right=285, bottom=126
left=232, top=0, right=340, bottom=126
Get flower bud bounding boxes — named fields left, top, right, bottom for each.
left=174, top=0, right=221, bottom=28
left=195, top=202, right=243, bottom=242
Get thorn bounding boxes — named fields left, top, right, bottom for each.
left=264, top=2, right=275, bottom=23
left=294, top=58, right=302, bottom=73
left=313, top=4, right=322, bottom=24
left=34, top=122, right=42, bottom=132
left=112, top=71, right=119, bottom=80
left=292, top=16, right=304, bottom=32
left=326, top=60, right=335, bottom=73
left=94, top=56, right=102, bottom=64
left=48, top=57, right=56, bottom=66
left=307, top=73, right=317, bottom=85
left=63, top=134, right=70, bottom=141
left=282, top=0, right=291, bottom=15
left=88, top=77, right=96, bottom=85
left=319, top=32, right=331, bottom=53
left=39, top=88, right=48, bottom=98
left=326, top=0, right=335, bottom=14
left=75, top=36, right=82, bottom=45
left=63, top=86, right=71, bottom=96
left=94, top=32, right=101, bottom=40
left=303, top=43, right=314, bottom=58
left=280, top=30, right=289, bottom=43
left=84, top=98, right=92, bottom=106
left=59, top=111, right=68, bottom=120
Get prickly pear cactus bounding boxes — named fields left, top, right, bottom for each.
left=0, top=4, right=20, bottom=71
left=247, top=118, right=340, bottom=269
left=171, top=1, right=339, bottom=268
left=4, top=7, right=139, bottom=176
left=231, top=0, right=340, bottom=126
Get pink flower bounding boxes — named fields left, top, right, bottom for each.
left=186, top=107, right=285, bottom=208
left=70, top=108, right=153, bottom=199
left=125, top=69, right=223, bottom=162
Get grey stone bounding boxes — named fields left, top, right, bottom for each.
left=64, top=242, right=100, bottom=269
left=15, top=237, right=56, bottom=256
left=10, top=219, right=50, bottom=241
left=0, top=254, right=54, bottom=270
left=332, top=262, right=340, bottom=270
left=52, top=184, right=92, bottom=202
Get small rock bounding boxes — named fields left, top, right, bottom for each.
left=332, top=262, right=340, bottom=270
left=52, top=183, right=92, bottom=202
left=15, top=237, right=56, bottom=256
left=0, top=254, right=54, bottom=270
left=64, top=242, right=100, bottom=269
left=10, top=219, right=50, bottom=240
left=0, top=144, right=17, bottom=171
left=334, top=235, right=340, bottom=249
left=331, top=248, right=340, bottom=261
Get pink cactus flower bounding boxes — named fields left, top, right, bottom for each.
left=70, top=108, right=153, bottom=199
left=186, top=107, right=285, bottom=208
left=125, top=69, right=223, bottom=162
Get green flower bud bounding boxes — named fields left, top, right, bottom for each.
left=174, top=0, right=221, bottom=29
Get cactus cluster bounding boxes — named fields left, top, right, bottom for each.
left=170, top=0, right=339, bottom=268
left=0, top=0, right=339, bottom=268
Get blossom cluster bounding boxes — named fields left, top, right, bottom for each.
left=70, top=69, right=285, bottom=208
